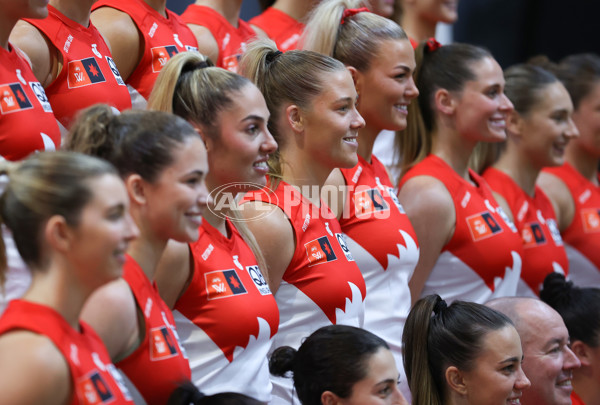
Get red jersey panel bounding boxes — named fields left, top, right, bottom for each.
left=399, top=155, right=523, bottom=303
left=249, top=7, right=303, bottom=51
left=0, top=45, right=60, bottom=161
left=244, top=181, right=366, bottom=405
left=117, top=256, right=191, bottom=405
left=173, top=220, right=279, bottom=402
left=0, top=300, right=134, bottom=405
left=92, top=0, right=198, bottom=105
left=25, top=5, right=131, bottom=129
left=181, top=5, right=255, bottom=72
left=339, top=155, right=418, bottom=399
left=543, top=163, right=600, bottom=287
left=484, top=168, right=568, bottom=296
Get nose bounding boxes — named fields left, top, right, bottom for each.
left=405, top=76, right=419, bottom=100
left=197, top=179, right=212, bottom=211
left=260, top=128, right=278, bottom=155
left=499, top=93, right=514, bottom=113
left=565, top=117, right=580, bottom=140
left=515, top=366, right=531, bottom=391
left=392, top=386, right=409, bottom=405
left=124, top=212, right=140, bottom=241
left=351, top=107, right=366, bottom=130
left=563, top=345, right=582, bottom=370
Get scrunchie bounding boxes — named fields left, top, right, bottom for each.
left=340, top=7, right=369, bottom=24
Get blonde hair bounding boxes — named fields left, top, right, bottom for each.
left=302, top=0, right=407, bottom=72
left=0, top=152, right=116, bottom=285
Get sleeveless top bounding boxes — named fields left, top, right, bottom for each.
left=92, top=0, right=198, bottom=107
left=484, top=168, right=568, bottom=296
left=249, top=7, right=303, bottom=51
left=181, top=5, right=255, bottom=72
left=399, top=155, right=523, bottom=303
left=543, top=163, right=600, bottom=287
left=117, top=255, right=191, bottom=405
left=173, top=219, right=279, bottom=402
left=0, top=300, right=134, bottom=405
left=25, top=5, right=131, bottom=130
left=0, top=44, right=60, bottom=160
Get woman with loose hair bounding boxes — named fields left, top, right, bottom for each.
left=0, top=151, right=138, bottom=404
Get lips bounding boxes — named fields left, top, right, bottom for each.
left=394, top=104, right=409, bottom=115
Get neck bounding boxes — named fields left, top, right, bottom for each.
left=195, top=0, right=242, bottom=26
left=127, top=235, right=167, bottom=281
left=431, top=128, right=478, bottom=181
left=272, top=0, right=316, bottom=21
left=50, top=0, right=92, bottom=26
left=494, top=143, right=540, bottom=197
left=566, top=141, right=600, bottom=186
left=145, top=0, right=167, bottom=17
left=280, top=147, right=331, bottom=207
left=357, top=123, right=381, bottom=164
left=401, top=10, right=437, bottom=42
left=0, top=16, right=18, bottom=50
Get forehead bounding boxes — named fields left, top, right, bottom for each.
left=312, top=69, right=356, bottom=104
left=530, top=82, right=573, bottom=113
left=463, top=56, right=504, bottom=90
left=221, top=83, right=269, bottom=120
left=521, top=305, right=569, bottom=351
left=477, top=326, right=523, bottom=363
left=85, top=174, right=127, bottom=207
left=370, top=38, right=416, bottom=71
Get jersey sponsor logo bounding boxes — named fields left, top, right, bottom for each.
left=546, top=218, right=564, bottom=246
left=582, top=208, right=600, bottom=233
left=0, top=82, right=32, bottom=114
left=466, top=211, right=503, bottom=241
left=76, top=370, right=114, bottom=404
left=29, top=82, right=53, bottom=112
left=151, top=45, right=179, bottom=72
left=185, top=45, right=199, bottom=52
left=68, top=57, right=106, bottom=88
left=386, top=186, right=405, bottom=213
left=305, top=236, right=337, bottom=266
left=354, top=188, right=389, bottom=217
left=521, top=222, right=547, bottom=247
left=335, top=233, right=354, bottom=262
left=105, top=56, right=125, bottom=86
left=247, top=265, right=272, bottom=295
left=149, top=326, right=180, bottom=361
left=205, top=269, right=247, bottom=299
left=222, top=54, right=241, bottom=73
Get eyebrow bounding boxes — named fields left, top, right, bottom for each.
left=499, top=356, right=520, bottom=365
left=241, top=115, right=266, bottom=123
left=543, top=338, right=563, bottom=349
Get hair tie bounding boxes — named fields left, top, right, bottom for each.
left=181, top=59, right=212, bottom=75
left=266, top=50, right=283, bottom=65
left=425, top=37, right=442, bottom=53
left=341, top=7, right=369, bottom=24
left=433, top=299, right=447, bottom=315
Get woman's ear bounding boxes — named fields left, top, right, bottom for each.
left=286, top=104, right=304, bottom=134
left=125, top=173, right=146, bottom=206
left=434, top=88, right=457, bottom=116
left=192, top=123, right=211, bottom=150
left=571, top=340, right=592, bottom=367
left=347, top=66, right=362, bottom=91
left=506, top=110, right=523, bottom=139
left=44, top=215, right=72, bottom=253
left=445, top=365, right=468, bottom=396
left=321, top=390, right=341, bottom=405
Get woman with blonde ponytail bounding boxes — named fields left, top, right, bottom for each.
left=0, top=151, right=138, bottom=404
left=148, top=52, right=280, bottom=402
left=303, top=2, right=418, bottom=398
left=239, top=39, right=367, bottom=405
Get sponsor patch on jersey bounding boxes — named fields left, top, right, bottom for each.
left=149, top=326, right=179, bottom=361
left=222, top=54, right=241, bottom=73
left=247, top=265, right=272, bottom=295
left=0, top=82, right=32, bottom=113
left=466, top=211, right=503, bottom=241
left=546, top=218, right=564, bottom=246
left=305, top=236, right=337, bottom=266
left=29, top=81, right=52, bottom=112
left=521, top=222, right=547, bottom=247
left=205, top=269, right=247, bottom=300
left=335, top=233, right=354, bottom=262
left=151, top=45, right=179, bottom=72
left=68, top=58, right=106, bottom=88
left=76, top=371, right=114, bottom=404
left=354, top=188, right=389, bottom=217
left=582, top=208, right=600, bottom=233
left=105, top=56, right=125, bottom=86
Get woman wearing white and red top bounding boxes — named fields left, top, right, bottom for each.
left=303, top=2, right=418, bottom=399
left=0, top=151, right=138, bottom=405
left=239, top=40, right=367, bottom=405
left=397, top=42, right=523, bottom=305
left=482, top=63, right=577, bottom=297
left=149, top=52, right=280, bottom=401
left=68, top=107, right=209, bottom=405
left=538, top=54, right=600, bottom=288
left=10, top=0, right=131, bottom=132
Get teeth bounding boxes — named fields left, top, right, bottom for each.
left=254, top=161, right=268, bottom=168
left=395, top=105, right=407, bottom=112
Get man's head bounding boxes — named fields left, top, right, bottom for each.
left=486, top=297, right=581, bottom=405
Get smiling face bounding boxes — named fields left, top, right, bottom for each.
left=513, top=81, right=578, bottom=169
left=452, top=56, right=514, bottom=143
left=408, top=0, right=459, bottom=24
left=337, top=348, right=408, bottom=405
left=300, top=69, right=365, bottom=171
left=571, top=81, right=600, bottom=158
left=143, top=135, right=209, bottom=243
left=460, top=326, right=530, bottom=405
left=205, top=83, right=277, bottom=193
left=356, top=38, right=419, bottom=133
left=519, top=302, right=582, bottom=405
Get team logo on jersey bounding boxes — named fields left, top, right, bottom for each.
left=68, top=58, right=106, bottom=88
left=305, top=236, right=337, bottom=266
left=29, top=82, right=53, bottom=112
left=105, top=56, right=125, bottom=86
left=151, top=45, right=179, bottom=72
left=386, top=186, right=406, bottom=213
left=582, top=208, right=600, bottom=233
left=354, top=188, right=389, bottom=217
left=466, top=211, right=503, bottom=241
left=0, top=82, right=32, bottom=114
left=335, top=233, right=354, bottom=262
left=149, top=326, right=179, bottom=361
left=521, top=222, right=546, bottom=248
left=222, top=54, right=241, bottom=73
left=76, top=371, right=114, bottom=404
left=247, top=265, right=272, bottom=295
left=546, top=218, right=564, bottom=246
left=205, top=269, right=247, bottom=300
